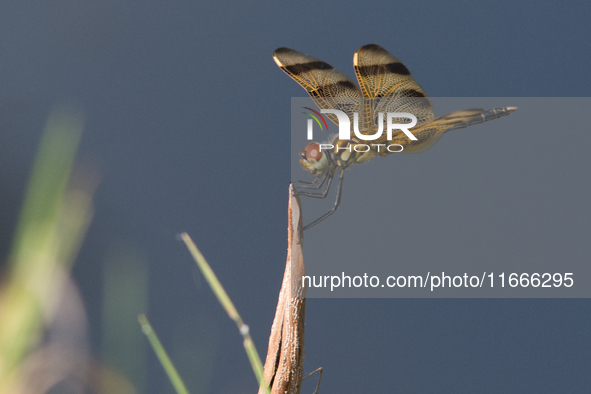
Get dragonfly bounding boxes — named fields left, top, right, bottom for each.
left=273, top=44, right=516, bottom=231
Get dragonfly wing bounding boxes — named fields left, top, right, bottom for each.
left=353, top=44, right=434, bottom=129
left=273, top=47, right=362, bottom=126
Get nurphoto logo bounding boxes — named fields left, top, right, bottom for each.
left=303, top=108, right=418, bottom=153
left=304, top=108, right=417, bottom=141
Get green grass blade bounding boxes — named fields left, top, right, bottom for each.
left=138, top=314, right=190, bottom=394
left=0, top=105, right=91, bottom=391
left=180, top=232, right=270, bottom=394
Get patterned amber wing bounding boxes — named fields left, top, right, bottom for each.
left=353, top=44, right=434, bottom=129
left=273, top=47, right=362, bottom=126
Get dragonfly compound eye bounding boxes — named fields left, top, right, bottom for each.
left=304, top=142, right=323, bottom=160
left=300, top=142, right=329, bottom=175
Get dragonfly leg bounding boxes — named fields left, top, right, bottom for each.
left=302, top=367, right=323, bottom=394
left=293, top=171, right=328, bottom=190
left=302, top=170, right=344, bottom=231
left=295, top=172, right=333, bottom=199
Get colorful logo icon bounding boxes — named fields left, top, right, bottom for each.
left=302, top=107, right=329, bottom=140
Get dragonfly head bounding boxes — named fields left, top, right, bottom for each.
left=300, top=142, right=329, bottom=175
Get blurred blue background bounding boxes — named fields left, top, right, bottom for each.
left=1, top=0, right=590, bottom=392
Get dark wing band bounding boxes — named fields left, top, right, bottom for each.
left=273, top=47, right=361, bottom=126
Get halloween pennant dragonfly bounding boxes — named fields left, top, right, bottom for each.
left=273, top=44, right=516, bottom=231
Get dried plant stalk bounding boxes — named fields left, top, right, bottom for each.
left=258, top=185, right=306, bottom=394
